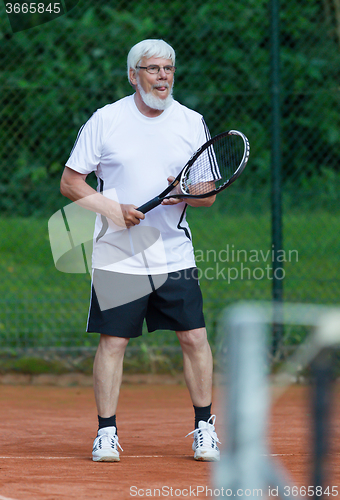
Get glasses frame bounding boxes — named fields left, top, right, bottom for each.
left=136, top=65, right=176, bottom=75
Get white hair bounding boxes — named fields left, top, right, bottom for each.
left=127, top=39, right=176, bottom=84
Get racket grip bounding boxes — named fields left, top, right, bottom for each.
left=137, top=196, right=162, bottom=214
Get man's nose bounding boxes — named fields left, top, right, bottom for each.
left=158, top=68, right=168, bottom=78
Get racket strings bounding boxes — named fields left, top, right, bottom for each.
left=181, top=135, right=244, bottom=196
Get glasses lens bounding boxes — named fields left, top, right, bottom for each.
left=145, top=66, right=175, bottom=74
left=147, top=66, right=159, bottom=74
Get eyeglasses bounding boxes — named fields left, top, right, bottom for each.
left=136, top=65, right=176, bottom=75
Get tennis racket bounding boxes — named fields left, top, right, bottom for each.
left=137, top=130, right=250, bottom=214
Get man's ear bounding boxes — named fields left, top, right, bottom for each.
left=129, top=67, right=137, bottom=87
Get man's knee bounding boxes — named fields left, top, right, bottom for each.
left=98, top=334, right=129, bottom=356
left=177, top=328, right=208, bottom=350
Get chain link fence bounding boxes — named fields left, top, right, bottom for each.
left=0, top=0, right=339, bottom=362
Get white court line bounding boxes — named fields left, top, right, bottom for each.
left=0, top=453, right=313, bottom=460
left=125, top=455, right=192, bottom=458
left=0, top=456, right=78, bottom=460
left=0, top=495, right=20, bottom=500
left=0, top=455, right=189, bottom=459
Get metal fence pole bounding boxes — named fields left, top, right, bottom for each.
left=270, top=0, right=284, bottom=355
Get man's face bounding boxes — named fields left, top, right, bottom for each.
left=130, top=56, right=175, bottom=111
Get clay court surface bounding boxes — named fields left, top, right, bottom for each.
left=0, top=379, right=339, bottom=500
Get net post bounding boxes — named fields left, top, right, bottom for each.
left=215, top=303, right=304, bottom=499
left=214, top=305, right=269, bottom=493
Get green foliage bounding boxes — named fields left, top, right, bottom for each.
left=0, top=1, right=339, bottom=369
left=0, top=0, right=339, bottom=215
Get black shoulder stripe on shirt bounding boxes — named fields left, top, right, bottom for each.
left=68, top=111, right=97, bottom=158
left=201, top=117, right=220, bottom=180
left=202, top=117, right=211, bottom=142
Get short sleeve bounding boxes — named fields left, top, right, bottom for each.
left=65, top=110, right=104, bottom=175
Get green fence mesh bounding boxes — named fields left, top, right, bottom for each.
left=0, top=0, right=339, bottom=356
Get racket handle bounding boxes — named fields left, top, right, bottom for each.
left=137, top=196, right=162, bottom=214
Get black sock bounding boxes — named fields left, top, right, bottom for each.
left=193, top=403, right=212, bottom=429
left=98, top=414, right=117, bottom=433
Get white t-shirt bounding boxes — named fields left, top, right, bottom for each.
left=66, top=95, right=210, bottom=275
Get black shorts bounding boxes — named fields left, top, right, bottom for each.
left=87, top=267, right=205, bottom=338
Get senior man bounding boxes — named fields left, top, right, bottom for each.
left=60, top=39, right=220, bottom=462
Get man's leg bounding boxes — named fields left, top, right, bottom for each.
left=92, top=334, right=129, bottom=462
left=176, top=327, right=213, bottom=407
left=177, top=327, right=220, bottom=462
left=93, top=333, right=129, bottom=418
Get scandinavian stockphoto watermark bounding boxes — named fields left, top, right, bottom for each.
left=2, top=0, right=80, bottom=33
left=170, top=244, right=299, bottom=284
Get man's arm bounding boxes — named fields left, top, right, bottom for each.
left=60, top=166, right=145, bottom=228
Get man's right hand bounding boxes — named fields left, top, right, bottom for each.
left=119, top=204, right=145, bottom=228
left=60, top=167, right=145, bottom=229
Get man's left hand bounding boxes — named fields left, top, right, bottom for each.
left=161, top=176, right=184, bottom=206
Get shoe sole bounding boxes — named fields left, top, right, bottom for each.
left=194, top=455, right=219, bottom=462
left=194, top=451, right=220, bottom=462
left=92, top=455, right=120, bottom=462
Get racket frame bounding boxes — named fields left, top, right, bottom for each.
left=137, top=130, right=249, bottom=214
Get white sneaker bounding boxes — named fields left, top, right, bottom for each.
left=92, top=426, right=123, bottom=462
left=186, top=415, right=220, bottom=462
